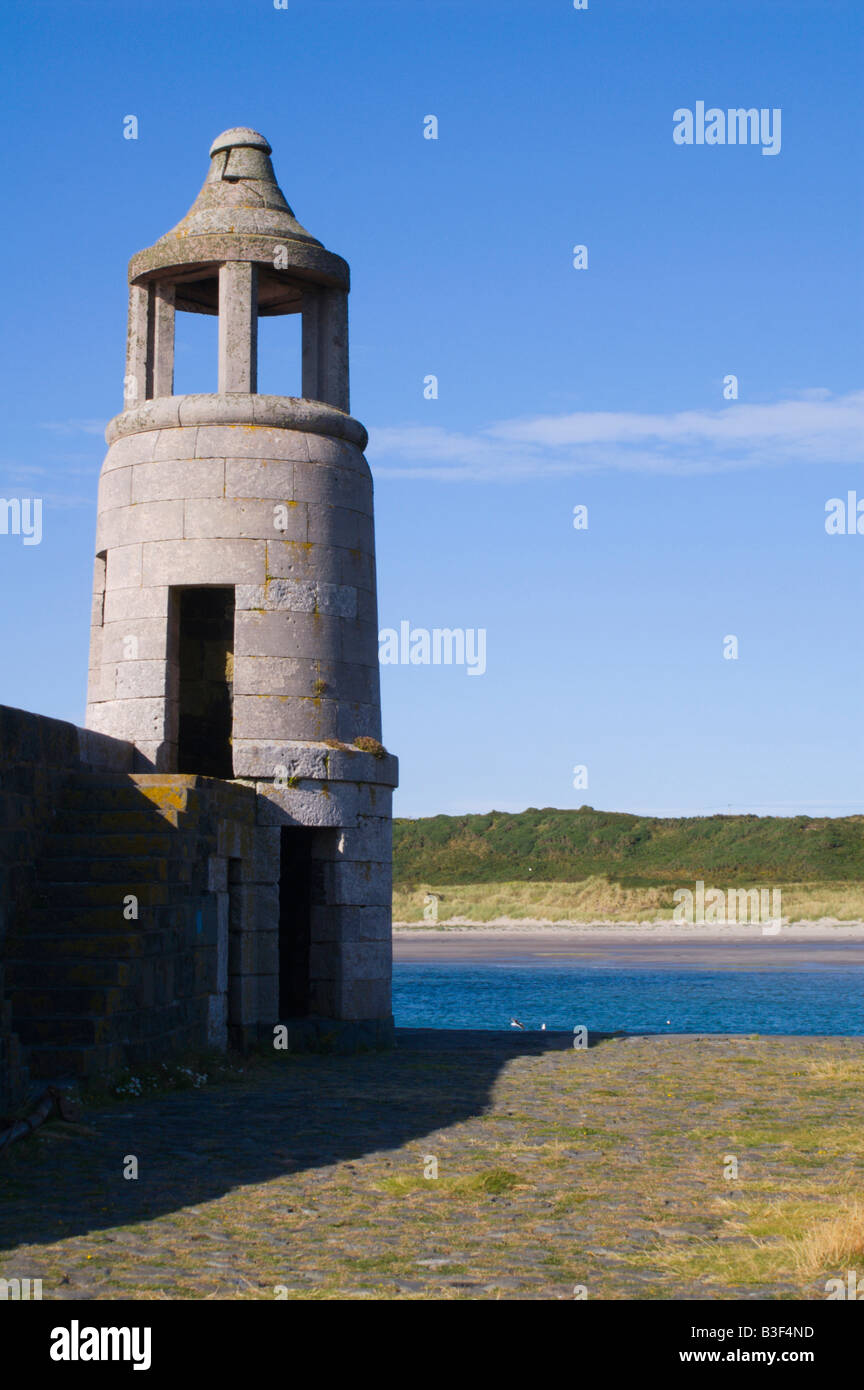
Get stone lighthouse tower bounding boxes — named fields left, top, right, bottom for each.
left=84, top=128, right=397, bottom=1042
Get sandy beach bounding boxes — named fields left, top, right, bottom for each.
left=393, top=920, right=864, bottom=966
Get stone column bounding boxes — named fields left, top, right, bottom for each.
left=301, top=286, right=322, bottom=402
left=148, top=282, right=176, bottom=399
left=218, top=262, right=258, bottom=393
left=322, top=288, right=349, bottom=413
left=124, top=285, right=149, bottom=410
left=301, top=286, right=349, bottom=412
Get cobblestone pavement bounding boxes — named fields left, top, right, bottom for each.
left=1, top=1031, right=862, bottom=1300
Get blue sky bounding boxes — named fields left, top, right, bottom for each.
left=1, top=0, right=862, bottom=818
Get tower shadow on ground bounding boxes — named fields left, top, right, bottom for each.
left=0, top=1028, right=621, bottom=1252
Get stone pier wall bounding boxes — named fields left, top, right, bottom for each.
left=0, top=705, right=277, bottom=1106
left=0, top=704, right=396, bottom=1117
left=0, top=705, right=132, bottom=1118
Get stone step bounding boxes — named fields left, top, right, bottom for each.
left=63, top=771, right=198, bottom=791
left=130, top=774, right=202, bottom=789
left=15, top=1014, right=126, bottom=1047
left=25, top=1041, right=126, bottom=1079
left=19, top=1002, right=204, bottom=1051
left=6, top=958, right=133, bottom=988
left=26, top=901, right=189, bottom=931
left=52, top=810, right=183, bottom=833
left=6, top=931, right=162, bottom=960
left=36, top=859, right=180, bottom=885
left=58, top=785, right=194, bottom=815
left=12, top=984, right=128, bottom=1018
left=43, top=832, right=193, bottom=859
left=33, top=881, right=180, bottom=912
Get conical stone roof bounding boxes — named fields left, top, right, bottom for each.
left=128, top=128, right=349, bottom=290
left=165, top=128, right=320, bottom=244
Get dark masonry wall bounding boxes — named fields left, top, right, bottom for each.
left=0, top=703, right=268, bottom=1121
left=0, top=704, right=133, bottom=1117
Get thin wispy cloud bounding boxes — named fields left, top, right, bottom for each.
left=369, top=389, right=864, bottom=481
left=40, top=419, right=106, bottom=437
left=1, top=463, right=96, bottom=478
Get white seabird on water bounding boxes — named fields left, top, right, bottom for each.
left=510, top=1018, right=525, bottom=1030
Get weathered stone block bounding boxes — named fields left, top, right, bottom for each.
left=340, top=979, right=391, bottom=1020
left=196, top=424, right=309, bottom=461
left=323, top=859, right=391, bottom=906
left=85, top=697, right=168, bottom=741
left=263, top=578, right=316, bottom=613
left=234, top=609, right=341, bottom=661
left=309, top=942, right=341, bottom=980
left=310, top=904, right=391, bottom=943
left=240, top=578, right=355, bottom=617
left=304, top=437, right=367, bottom=471
left=236, top=928, right=278, bottom=975
left=105, top=544, right=143, bottom=590
left=235, top=584, right=265, bottom=610
left=256, top=974, right=279, bottom=1025
left=233, top=694, right=337, bottom=742
left=225, top=459, right=295, bottom=499
left=266, top=539, right=341, bottom=583
left=207, top=993, right=227, bottom=1048
left=183, top=497, right=303, bottom=541
left=253, top=781, right=359, bottom=828
left=292, top=462, right=372, bottom=512
left=233, top=656, right=308, bottom=696
left=86, top=665, right=116, bottom=704
left=250, top=826, right=281, bottom=881
left=328, top=818, right=392, bottom=864
left=131, top=739, right=172, bottom=771
left=141, top=538, right=266, bottom=586
left=306, top=504, right=375, bottom=552
left=339, top=546, right=375, bottom=590
left=340, top=619, right=380, bottom=668
left=336, top=702, right=382, bottom=744
left=339, top=941, right=390, bottom=978
left=102, top=431, right=158, bottom=472
left=99, top=618, right=171, bottom=664
left=243, top=881, right=279, bottom=932
left=308, top=980, right=339, bottom=1016
left=113, top=659, right=169, bottom=700
left=132, top=457, right=224, bottom=502
left=103, top=585, right=171, bottom=624
left=151, top=426, right=198, bottom=461
left=228, top=976, right=259, bottom=1025
left=208, top=855, right=228, bottom=893
left=77, top=726, right=135, bottom=772
left=215, top=819, right=257, bottom=861
left=98, top=467, right=133, bottom=511
left=356, top=587, right=378, bottom=624
left=102, top=500, right=185, bottom=549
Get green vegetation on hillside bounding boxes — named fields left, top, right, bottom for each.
left=393, top=806, right=864, bottom=886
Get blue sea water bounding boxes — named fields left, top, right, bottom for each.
left=393, top=962, right=864, bottom=1035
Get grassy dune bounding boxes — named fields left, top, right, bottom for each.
left=393, top=878, right=864, bottom=924
left=393, top=806, right=864, bottom=923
